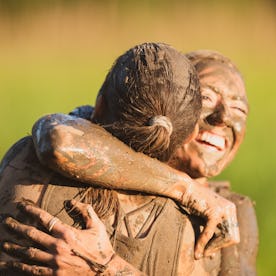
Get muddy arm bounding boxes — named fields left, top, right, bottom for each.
left=32, top=113, right=191, bottom=199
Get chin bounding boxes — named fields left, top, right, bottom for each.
left=195, top=161, right=225, bottom=178
left=207, top=165, right=226, bottom=178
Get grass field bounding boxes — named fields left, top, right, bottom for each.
left=0, top=1, right=276, bottom=274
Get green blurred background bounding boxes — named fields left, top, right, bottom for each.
left=0, top=0, right=275, bottom=274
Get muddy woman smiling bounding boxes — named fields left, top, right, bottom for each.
left=170, top=50, right=249, bottom=181
left=0, top=49, right=257, bottom=275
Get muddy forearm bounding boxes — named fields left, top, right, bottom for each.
left=32, top=113, right=192, bottom=201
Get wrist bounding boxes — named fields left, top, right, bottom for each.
left=99, top=252, right=116, bottom=275
left=103, top=254, right=145, bottom=276
left=102, top=254, right=119, bottom=275
left=72, top=249, right=115, bottom=275
left=167, top=171, right=194, bottom=205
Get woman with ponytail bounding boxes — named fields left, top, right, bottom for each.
left=0, top=42, right=206, bottom=275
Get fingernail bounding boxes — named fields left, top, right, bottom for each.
left=0, top=214, right=12, bottom=224
left=3, top=217, right=18, bottom=228
left=0, top=261, right=9, bottom=269
left=1, top=241, right=8, bottom=250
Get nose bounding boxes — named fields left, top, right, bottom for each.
left=205, top=102, right=232, bottom=127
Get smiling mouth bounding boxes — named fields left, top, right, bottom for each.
left=195, top=131, right=226, bottom=151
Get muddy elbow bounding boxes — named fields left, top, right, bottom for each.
left=33, top=138, right=58, bottom=168
left=32, top=115, right=63, bottom=163
left=32, top=131, right=60, bottom=168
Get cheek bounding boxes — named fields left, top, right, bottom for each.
left=233, top=120, right=246, bottom=134
left=231, top=115, right=246, bottom=142
left=200, top=106, right=213, bottom=120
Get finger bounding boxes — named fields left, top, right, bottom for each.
left=222, top=203, right=240, bottom=243
left=204, top=220, right=240, bottom=257
left=194, top=220, right=218, bottom=260
left=2, top=241, right=54, bottom=264
left=17, top=201, right=69, bottom=235
left=0, top=260, right=9, bottom=270
left=0, top=261, right=53, bottom=276
left=204, top=234, right=226, bottom=257
left=70, top=200, right=102, bottom=229
left=3, top=217, right=57, bottom=249
left=64, top=199, right=92, bottom=228
left=204, top=233, right=239, bottom=257
left=226, top=219, right=240, bottom=244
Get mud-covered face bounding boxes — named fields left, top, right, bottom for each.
left=170, top=65, right=249, bottom=178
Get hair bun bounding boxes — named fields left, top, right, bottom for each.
left=148, top=115, right=173, bottom=136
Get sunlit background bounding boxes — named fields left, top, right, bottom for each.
left=0, top=0, right=275, bottom=274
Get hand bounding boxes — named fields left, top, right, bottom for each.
left=0, top=200, right=115, bottom=275
left=175, top=180, right=240, bottom=259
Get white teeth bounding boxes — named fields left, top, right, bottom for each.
left=198, top=132, right=225, bottom=150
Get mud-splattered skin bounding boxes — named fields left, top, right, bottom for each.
left=169, top=64, right=249, bottom=179
left=32, top=113, right=189, bottom=196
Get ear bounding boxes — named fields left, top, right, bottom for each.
left=91, top=95, right=106, bottom=122
left=183, top=123, right=199, bottom=144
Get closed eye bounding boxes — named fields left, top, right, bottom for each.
left=231, top=106, right=248, bottom=115
left=201, top=87, right=217, bottom=108
left=202, top=95, right=212, bottom=101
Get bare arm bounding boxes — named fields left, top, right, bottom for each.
left=32, top=113, right=191, bottom=201
left=32, top=113, right=240, bottom=258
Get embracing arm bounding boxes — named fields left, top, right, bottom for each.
left=32, top=113, right=240, bottom=258
left=32, top=113, right=191, bottom=201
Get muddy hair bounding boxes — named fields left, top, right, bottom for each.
left=81, top=43, right=202, bottom=220
left=95, top=42, right=201, bottom=162
left=186, top=50, right=243, bottom=79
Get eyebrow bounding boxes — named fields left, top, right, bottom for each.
left=201, top=84, right=223, bottom=94
left=231, top=95, right=248, bottom=103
